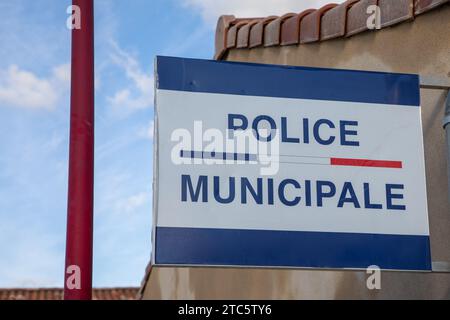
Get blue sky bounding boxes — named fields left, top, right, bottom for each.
left=0, top=0, right=327, bottom=288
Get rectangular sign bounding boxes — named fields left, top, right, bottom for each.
left=152, top=56, right=431, bottom=271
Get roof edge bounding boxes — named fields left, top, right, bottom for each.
left=214, top=0, right=450, bottom=60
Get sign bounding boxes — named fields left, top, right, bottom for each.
left=152, top=56, right=431, bottom=271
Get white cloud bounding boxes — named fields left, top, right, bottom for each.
left=108, top=42, right=154, bottom=111
left=116, top=191, right=150, bottom=214
left=139, top=120, right=154, bottom=140
left=93, top=166, right=152, bottom=286
left=52, top=63, right=71, bottom=83
left=182, top=0, right=331, bottom=26
left=0, top=66, right=57, bottom=110
left=0, top=220, right=63, bottom=288
left=162, top=25, right=212, bottom=57
left=0, top=63, right=70, bottom=110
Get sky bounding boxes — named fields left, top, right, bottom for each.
left=0, top=0, right=329, bottom=288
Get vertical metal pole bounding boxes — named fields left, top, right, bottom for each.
left=444, top=92, right=450, bottom=204
left=64, top=0, right=94, bottom=300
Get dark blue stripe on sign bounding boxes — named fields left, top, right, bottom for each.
left=180, top=150, right=258, bottom=161
left=155, top=227, right=431, bottom=271
left=156, top=56, right=420, bottom=106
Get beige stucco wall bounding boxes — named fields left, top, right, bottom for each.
left=142, top=6, right=450, bottom=299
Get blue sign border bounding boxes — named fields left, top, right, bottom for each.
left=153, top=56, right=430, bottom=271
left=156, top=56, right=420, bottom=107
left=155, top=227, right=431, bottom=271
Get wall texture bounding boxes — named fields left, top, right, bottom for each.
left=142, top=5, right=450, bottom=299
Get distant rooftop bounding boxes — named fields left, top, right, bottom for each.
left=0, top=287, right=139, bottom=300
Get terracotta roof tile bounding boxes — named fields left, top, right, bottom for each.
left=280, top=9, right=316, bottom=46
left=379, top=0, right=414, bottom=28
left=300, top=4, right=338, bottom=44
left=215, top=0, right=450, bottom=59
left=415, top=0, right=449, bottom=14
left=249, top=16, right=278, bottom=48
left=264, top=13, right=296, bottom=47
left=346, top=0, right=379, bottom=37
left=237, top=20, right=260, bottom=48
left=321, top=0, right=360, bottom=40
left=226, top=21, right=250, bottom=49
left=0, top=288, right=139, bottom=300
left=215, top=15, right=236, bottom=59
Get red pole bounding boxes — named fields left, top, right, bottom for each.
left=64, top=0, right=94, bottom=300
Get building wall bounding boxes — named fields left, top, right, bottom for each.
left=142, top=6, right=450, bottom=299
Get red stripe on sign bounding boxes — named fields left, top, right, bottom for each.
left=330, top=158, right=403, bottom=169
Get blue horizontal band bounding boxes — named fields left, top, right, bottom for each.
left=155, top=227, right=431, bottom=271
left=156, top=56, right=420, bottom=106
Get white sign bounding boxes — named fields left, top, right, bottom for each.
left=152, top=56, right=431, bottom=271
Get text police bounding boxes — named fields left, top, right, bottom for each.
left=179, top=114, right=405, bottom=211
